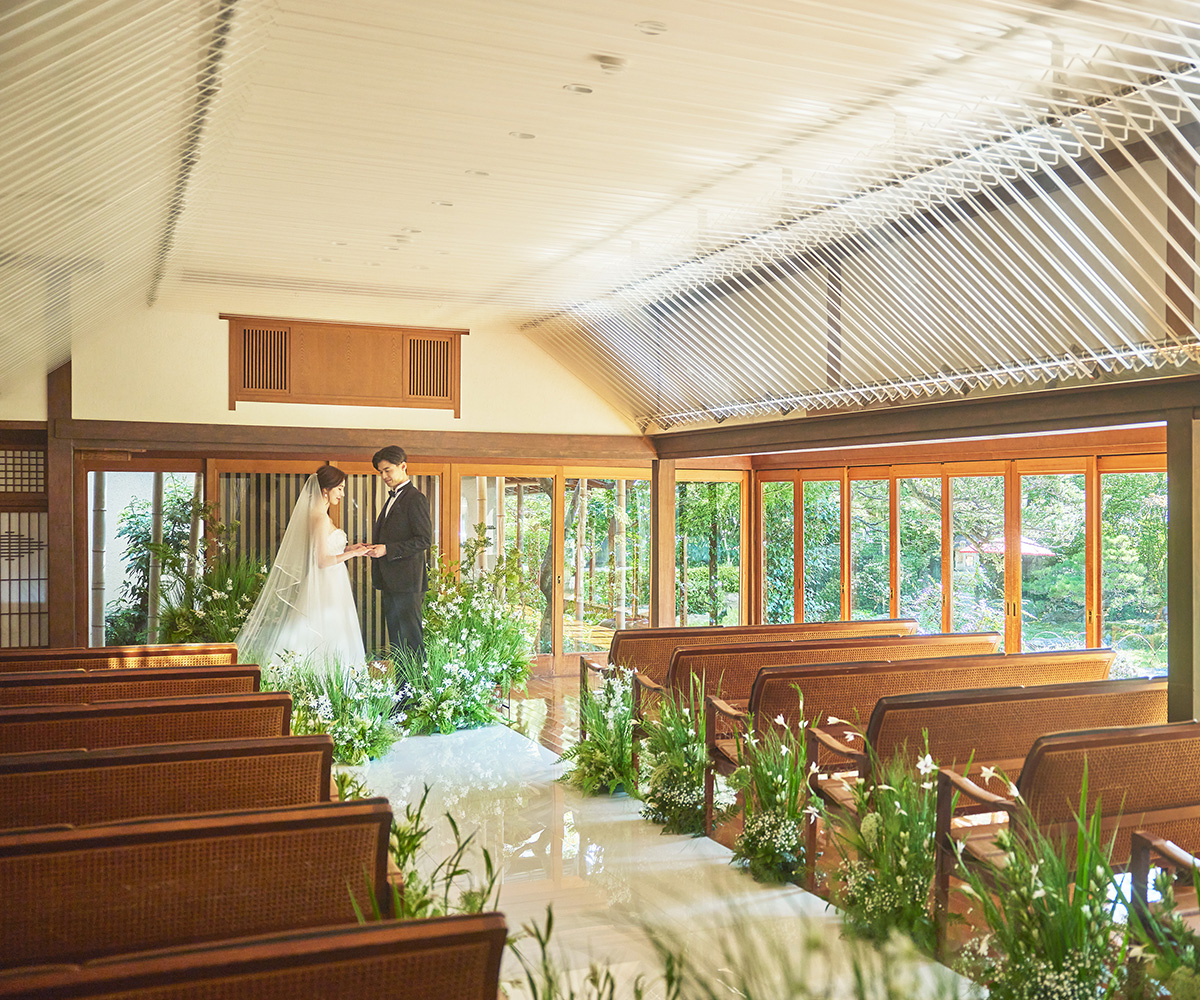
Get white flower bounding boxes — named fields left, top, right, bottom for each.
left=1007, top=780, right=1020, bottom=797
left=803, top=804, right=821, bottom=824
left=916, top=754, right=936, bottom=776
left=979, top=765, right=998, bottom=784
left=827, top=715, right=844, bottom=725
left=774, top=713, right=786, bottom=727
left=780, top=744, right=789, bottom=755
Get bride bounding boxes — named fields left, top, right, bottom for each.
left=237, top=465, right=370, bottom=670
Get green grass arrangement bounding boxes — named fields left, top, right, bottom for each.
left=953, top=770, right=1128, bottom=1000
left=824, top=734, right=941, bottom=954
left=262, top=654, right=401, bottom=765
left=1129, top=863, right=1200, bottom=999
left=393, top=639, right=514, bottom=735
left=728, top=698, right=812, bottom=884
left=157, top=555, right=267, bottom=643
left=560, top=669, right=635, bottom=795
left=639, top=679, right=710, bottom=836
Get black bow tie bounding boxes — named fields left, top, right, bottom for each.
left=389, top=486, right=401, bottom=496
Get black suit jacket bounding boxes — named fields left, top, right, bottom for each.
left=371, top=483, right=432, bottom=594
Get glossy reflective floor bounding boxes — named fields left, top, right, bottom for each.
left=361, top=676, right=980, bottom=998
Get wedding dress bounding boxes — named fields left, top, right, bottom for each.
left=236, top=475, right=367, bottom=671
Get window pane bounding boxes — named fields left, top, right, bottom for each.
left=850, top=479, right=889, bottom=620
left=562, top=477, right=651, bottom=654
left=802, top=480, right=842, bottom=622
left=898, top=477, right=942, bottom=632
left=1101, top=472, right=1167, bottom=677
left=676, top=480, right=742, bottom=627
left=762, top=481, right=795, bottom=624
left=1020, top=474, right=1086, bottom=651
left=951, top=475, right=1005, bottom=645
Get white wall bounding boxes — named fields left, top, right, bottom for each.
left=0, top=358, right=50, bottom=421
left=66, top=286, right=641, bottom=435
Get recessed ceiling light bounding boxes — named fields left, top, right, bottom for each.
left=592, top=53, right=626, bottom=74
left=317, top=257, right=332, bottom=262
left=563, top=84, right=593, bottom=94
left=465, top=169, right=490, bottom=176
left=384, top=245, right=401, bottom=251
left=396, top=228, right=421, bottom=235
left=932, top=45, right=965, bottom=61
left=434, top=250, right=450, bottom=256
left=432, top=200, right=453, bottom=207
left=635, top=20, right=666, bottom=35
left=367, top=261, right=381, bottom=267
left=330, top=240, right=347, bottom=246
left=509, top=131, right=536, bottom=139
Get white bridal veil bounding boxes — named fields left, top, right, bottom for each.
left=236, top=474, right=366, bottom=670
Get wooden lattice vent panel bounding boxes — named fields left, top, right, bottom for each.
left=224, top=314, right=465, bottom=416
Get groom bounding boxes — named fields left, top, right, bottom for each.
left=367, top=445, right=432, bottom=663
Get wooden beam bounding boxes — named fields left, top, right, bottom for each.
left=56, top=419, right=655, bottom=465
left=653, top=375, right=1200, bottom=461
left=1166, top=408, right=1200, bottom=722
left=649, top=459, right=676, bottom=627
left=46, top=362, right=74, bottom=647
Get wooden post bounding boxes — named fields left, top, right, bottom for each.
left=90, top=471, right=105, bottom=646
left=47, top=362, right=74, bottom=647
left=575, top=479, right=586, bottom=624
left=650, top=459, right=676, bottom=627
left=1166, top=408, right=1199, bottom=722
left=615, top=479, right=627, bottom=629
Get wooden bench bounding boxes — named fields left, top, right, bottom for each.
left=0, top=735, right=334, bottom=830
left=808, top=674, right=1162, bottom=886
left=704, top=649, right=1116, bottom=847
left=934, top=721, right=1200, bottom=955
left=0, top=913, right=508, bottom=1000
left=1131, top=828, right=1200, bottom=944
left=0, top=693, right=292, bottom=754
left=579, top=619, right=918, bottom=737
left=0, top=665, right=261, bottom=706
left=633, top=632, right=1001, bottom=776
left=0, top=798, right=394, bottom=969
left=0, top=643, right=239, bottom=673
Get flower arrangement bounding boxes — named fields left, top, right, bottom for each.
left=262, top=653, right=402, bottom=765
left=824, top=733, right=941, bottom=953
left=1131, top=864, right=1200, bottom=999
left=560, top=668, right=635, bottom=794
left=157, top=555, right=267, bottom=643
left=393, top=524, right=533, bottom=734
left=639, top=678, right=722, bottom=836
left=727, top=696, right=812, bottom=884
left=953, top=770, right=1128, bottom=1000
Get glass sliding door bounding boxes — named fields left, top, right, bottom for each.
left=761, top=480, right=795, bottom=624
left=802, top=479, right=842, bottom=621
left=950, top=475, right=1006, bottom=643
left=849, top=478, right=889, bottom=620
left=898, top=477, right=942, bottom=633
left=676, top=480, right=741, bottom=627
left=1100, top=471, right=1167, bottom=677
left=1019, top=473, right=1086, bottom=651
left=562, top=476, right=651, bottom=654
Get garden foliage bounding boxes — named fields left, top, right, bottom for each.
left=560, top=669, right=635, bottom=795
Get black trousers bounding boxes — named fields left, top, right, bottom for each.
left=382, top=588, right=425, bottom=664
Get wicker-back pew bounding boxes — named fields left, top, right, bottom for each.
left=808, top=675, right=1163, bottom=887
left=638, top=631, right=1002, bottom=723
left=704, top=649, right=1116, bottom=842
left=0, top=693, right=292, bottom=754
left=0, top=735, right=334, bottom=830
left=934, top=721, right=1200, bottom=955
left=0, top=665, right=261, bottom=706
left=579, top=619, right=918, bottom=737
left=0, top=914, right=508, bottom=1000
left=0, top=643, right=238, bottom=673
left=0, top=798, right=394, bottom=969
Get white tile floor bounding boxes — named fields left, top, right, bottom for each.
left=360, top=723, right=981, bottom=998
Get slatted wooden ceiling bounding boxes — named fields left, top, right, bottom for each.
left=2, top=0, right=1199, bottom=430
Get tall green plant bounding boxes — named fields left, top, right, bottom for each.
left=561, top=669, right=635, bottom=795
left=953, top=771, right=1128, bottom=1000
left=640, top=677, right=716, bottom=835
left=728, top=696, right=811, bottom=884
left=1129, top=863, right=1200, bottom=999
left=825, top=735, right=942, bottom=953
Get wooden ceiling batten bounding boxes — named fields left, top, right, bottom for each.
left=223, top=314, right=466, bottom=417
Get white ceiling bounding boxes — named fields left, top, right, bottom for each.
left=3, top=0, right=1200, bottom=429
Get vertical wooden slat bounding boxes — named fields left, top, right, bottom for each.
left=47, top=362, right=74, bottom=647
left=1004, top=461, right=1020, bottom=652
left=839, top=469, right=850, bottom=620
left=794, top=477, right=804, bottom=623
left=1166, top=408, right=1198, bottom=722
left=888, top=473, right=900, bottom=619
left=1084, top=455, right=1101, bottom=648
left=650, top=459, right=676, bottom=628
left=941, top=471, right=952, bottom=634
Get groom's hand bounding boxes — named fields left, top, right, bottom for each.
left=366, top=544, right=387, bottom=558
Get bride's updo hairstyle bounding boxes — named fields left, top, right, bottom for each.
left=316, top=465, right=347, bottom=493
